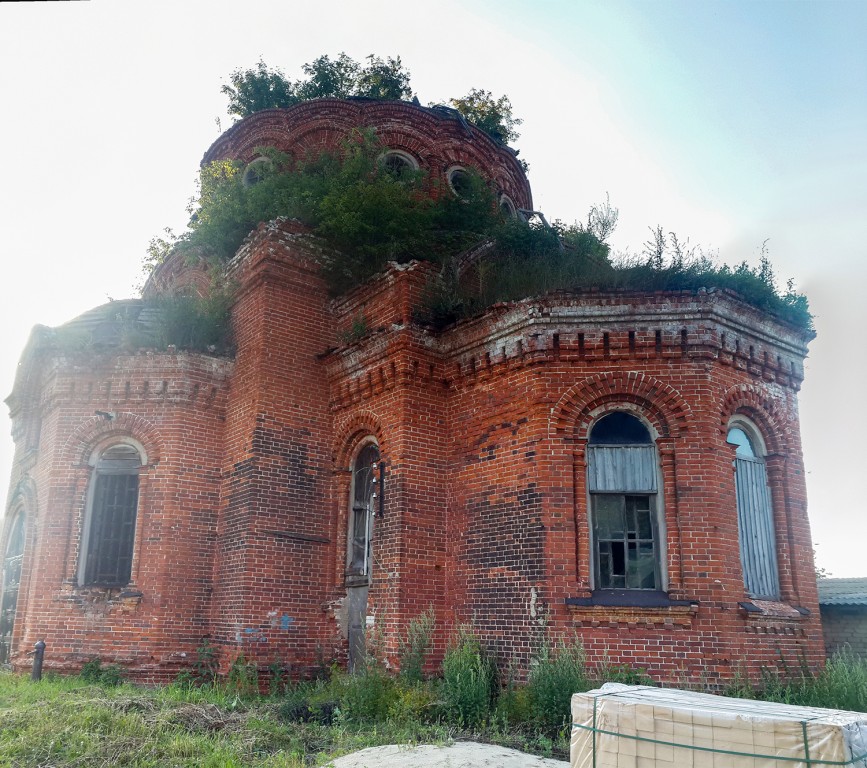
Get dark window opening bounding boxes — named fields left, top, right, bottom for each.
left=382, top=152, right=416, bottom=179
left=590, top=411, right=651, bottom=445
left=594, top=494, right=657, bottom=590
left=347, top=443, right=380, bottom=580
left=448, top=168, right=473, bottom=199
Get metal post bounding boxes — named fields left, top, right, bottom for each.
left=31, top=640, right=45, bottom=682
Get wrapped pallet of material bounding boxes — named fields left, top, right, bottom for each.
left=571, top=683, right=867, bottom=768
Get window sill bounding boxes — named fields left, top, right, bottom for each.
left=739, top=600, right=811, bottom=636
left=567, top=590, right=696, bottom=608
left=344, top=573, right=370, bottom=588
left=566, top=591, right=698, bottom=627
left=55, top=582, right=143, bottom=608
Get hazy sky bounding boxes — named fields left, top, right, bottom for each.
left=0, top=0, right=864, bottom=575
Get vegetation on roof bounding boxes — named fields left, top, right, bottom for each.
left=142, top=60, right=811, bottom=334
left=221, top=55, right=521, bottom=145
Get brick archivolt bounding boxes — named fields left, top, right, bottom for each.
left=4, top=475, right=37, bottom=521
left=549, top=371, right=693, bottom=443
left=332, top=409, right=387, bottom=469
left=61, top=413, right=163, bottom=469
left=719, top=383, right=792, bottom=454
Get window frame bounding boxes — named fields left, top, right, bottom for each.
left=78, top=439, right=146, bottom=588
left=345, top=440, right=380, bottom=586
left=586, top=411, right=666, bottom=593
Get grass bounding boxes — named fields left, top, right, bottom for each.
left=2, top=646, right=865, bottom=766
left=0, top=673, right=451, bottom=767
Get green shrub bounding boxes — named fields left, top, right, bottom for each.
left=334, top=666, right=399, bottom=722
left=175, top=637, right=221, bottom=688
left=387, top=681, right=439, bottom=724
left=750, top=650, right=867, bottom=712
left=441, top=628, right=495, bottom=728
left=151, top=286, right=234, bottom=354
left=493, top=682, right=532, bottom=727
left=398, top=607, right=435, bottom=683
left=78, top=657, right=124, bottom=687
left=527, top=637, right=590, bottom=734
left=225, top=653, right=259, bottom=698
left=595, top=660, right=654, bottom=686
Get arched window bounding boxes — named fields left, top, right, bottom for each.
left=346, top=442, right=380, bottom=581
left=381, top=150, right=419, bottom=179
left=728, top=418, right=779, bottom=599
left=447, top=166, right=474, bottom=199
left=79, top=442, right=144, bottom=587
left=0, top=511, right=26, bottom=663
left=587, top=412, right=661, bottom=591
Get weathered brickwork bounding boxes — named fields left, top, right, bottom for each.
left=1, top=100, right=823, bottom=684
left=820, top=607, right=867, bottom=658
left=4, top=350, right=231, bottom=679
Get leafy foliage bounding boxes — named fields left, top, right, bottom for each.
left=448, top=88, right=523, bottom=144
left=152, top=286, right=234, bottom=353
left=222, top=60, right=299, bottom=119
left=441, top=628, right=495, bottom=728
left=727, top=650, right=867, bottom=712
left=397, top=608, right=436, bottom=684
left=163, top=63, right=813, bottom=332
left=221, top=55, right=522, bottom=147
left=356, top=55, right=414, bottom=100
left=526, top=637, right=590, bottom=735
left=221, top=54, right=415, bottom=119
left=163, top=130, right=501, bottom=295
left=79, top=657, right=124, bottom=687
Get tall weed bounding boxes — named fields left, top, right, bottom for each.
left=398, top=607, right=435, bottom=683
left=441, top=628, right=495, bottom=728
left=528, top=637, right=591, bottom=734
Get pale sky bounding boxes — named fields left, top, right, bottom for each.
left=0, top=0, right=864, bottom=575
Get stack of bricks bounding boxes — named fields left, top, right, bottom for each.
left=571, top=684, right=867, bottom=767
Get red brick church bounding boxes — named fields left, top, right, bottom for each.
left=0, top=99, right=823, bottom=683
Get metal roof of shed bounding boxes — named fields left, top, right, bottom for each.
left=817, top=577, right=867, bottom=606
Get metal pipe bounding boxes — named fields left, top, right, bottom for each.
left=31, top=640, right=45, bottom=682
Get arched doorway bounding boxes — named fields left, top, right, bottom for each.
left=0, top=512, right=25, bottom=664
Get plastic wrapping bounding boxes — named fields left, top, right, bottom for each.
left=571, top=683, right=867, bottom=767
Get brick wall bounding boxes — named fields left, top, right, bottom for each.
left=820, top=606, right=867, bottom=658
left=4, top=349, right=231, bottom=680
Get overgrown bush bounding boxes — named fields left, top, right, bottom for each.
left=333, top=665, right=399, bottom=722
left=225, top=653, right=259, bottom=698
left=151, top=286, right=234, bottom=353
left=78, top=657, right=124, bottom=687
left=595, top=659, right=654, bottom=686
left=735, top=650, right=867, bottom=712
left=398, top=607, right=435, bottom=684
left=527, top=637, right=591, bottom=734
left=441, top=628, right=495, bottom=728
left=175, top=637, right=220, bottom=688
left=387, top=681, right=440, bottom=723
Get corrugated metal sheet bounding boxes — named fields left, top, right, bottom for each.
left=587, top=445, right=658, bottom=492
left=818, top=578, right=867, bottom=606
left=735, top=456, right=780, bottom=599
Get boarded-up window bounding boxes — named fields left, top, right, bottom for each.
left=728, top=424, right=779, bottom=599
left=81, top=444, right=141, bottom=587
left=588, top=412, right=660, bottom=591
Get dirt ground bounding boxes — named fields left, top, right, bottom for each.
left=326, top=741, right=569, bottom=767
